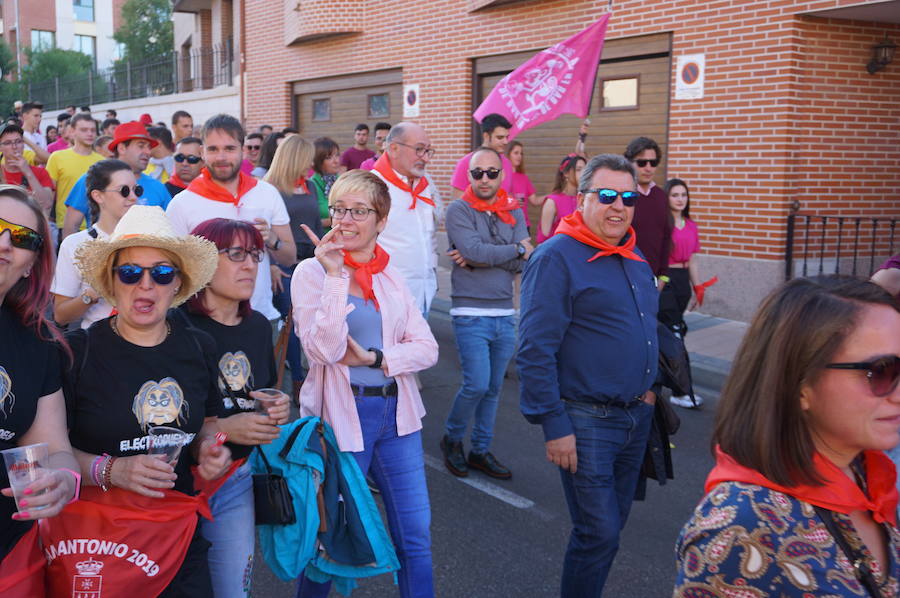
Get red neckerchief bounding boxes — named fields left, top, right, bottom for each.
left=294, top=176, right=309, bottom=194
left=186, top=167, right=258, bottom=205
left=462, top=186, right=518, bottom=226
left=372, top=152, right=433, bottom=210
left=707, top=446, right=898, bottom=526
left=344, top=245, right=390, bottom=311
left=554, top=211, right=646, bottom=263
left=168, top=173, right=189, bottom=189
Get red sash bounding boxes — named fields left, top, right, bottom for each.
left=0, top=524, right=45, bottom=598
left=462, top=186, right=518, bottom=226
left=554, top=211, right=646, bottom=263
left=40, top=486, right=215, bottom=598
left=186, top=168, right=258, bottom=205
left=167, top=174, right=188, bottom=190
left=344, top=245, right=390, bottom=311
left=372, top=153, right=433, bottom=209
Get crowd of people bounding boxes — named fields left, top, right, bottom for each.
left=0, top=97, right=898, bottom=598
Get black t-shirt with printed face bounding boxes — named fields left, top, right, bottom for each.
left=0, top=305, right=62, bottom=560
left=183, top=308, right=276, bottom=461
left=63, top=316, right=223, bottom=495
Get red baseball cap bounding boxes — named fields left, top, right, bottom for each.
left=108, top=121, right=158, bottom=152
left=138, top=113, right=153, bottom=125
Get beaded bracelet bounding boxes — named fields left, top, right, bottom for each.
left=90, top=455, right=105, bottom=487
left=99, top=456, right=117, bottom=492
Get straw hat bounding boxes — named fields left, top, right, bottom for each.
left=75, top=205, right=218, bottom=307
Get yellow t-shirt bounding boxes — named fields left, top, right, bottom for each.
left=143, top=162, right=170, bottom=184
left=46, top=149, right=103, bottom=228
left=0, top=149, right=37, bottom=167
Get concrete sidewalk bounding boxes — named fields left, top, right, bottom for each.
left=432, top=265, right=744, bottom=393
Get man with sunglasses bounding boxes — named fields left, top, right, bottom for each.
left=166, top=137, right=205, bottom=197
left=0, top=123, right=54, bottom=217
left=451, top=113, right=515, bottom=201
left=624, top=136, right=672, bottom=288
left=242, top=132, right=263, bottom=175
left=518, top=154, right=660, bottom=595
left=441, top=148, right=531, bottom=480
left=371, top=121, right=441, bottom=315
left=61, top=122, right=173, bottom=238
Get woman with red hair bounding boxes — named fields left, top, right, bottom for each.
left=0, top=185, right=79, bottom=597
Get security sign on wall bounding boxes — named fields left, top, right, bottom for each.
left=675, top=54, right=705, bottom=100
left=404, top=84, right=420, bottom=118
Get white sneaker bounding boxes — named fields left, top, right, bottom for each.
left=670, top=394, right=704, bottom=409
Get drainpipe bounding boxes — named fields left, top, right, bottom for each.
left=239, top=0, right=246, bottom=125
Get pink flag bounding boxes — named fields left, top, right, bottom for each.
left=474, top=15, right=610, bottom=141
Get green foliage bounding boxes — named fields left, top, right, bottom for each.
left=0, top=38, right=20, bottom=115
left=113, top=0, right=174, bottom=63
left=20, top=48, right=107, bottom=110
left=20, top=47, right=92, bottom=85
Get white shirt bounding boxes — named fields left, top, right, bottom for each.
left=372, top=168, right=438, bottom=314
left=50, top=225, right=114, bottom=328
left=24, top=129, right=47, bottom=151
left=148, top=156, right=175, bottom=179
left=166, top=179, right=290, bottom=319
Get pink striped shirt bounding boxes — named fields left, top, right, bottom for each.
left=291, top=258, right=439, bottom=452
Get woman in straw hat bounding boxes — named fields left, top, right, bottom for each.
left=292, top=170, right=439, bottom=598
left=0, top=185, right=79, bottom=598
left=60, top=204, right=232, bottom=595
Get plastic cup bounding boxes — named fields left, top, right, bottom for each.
left=254, top=388, right=282, bottom=416
left=147, top=426, right=189, bottom=466
left=2, top=443, right=49, bottom=512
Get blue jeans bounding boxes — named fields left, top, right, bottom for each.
left=559, top=399, right=654, bottom=597
left=199, top=461, right=255, bottom=598
left=296, top=394, right=433, bottom=598
left=445, top=315, right=517, bottom=453
left=273, top=263, right=305, bottom=382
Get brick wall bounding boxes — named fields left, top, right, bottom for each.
left=243, top=0, right=900, bottom=266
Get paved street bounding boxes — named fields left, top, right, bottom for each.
left=251, top=308, right=719, bottom=598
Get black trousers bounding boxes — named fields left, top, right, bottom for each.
left=658, top=268, right=692, bottom=335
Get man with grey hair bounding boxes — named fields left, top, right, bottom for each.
left=371, top=121, right=441, bottom=314
left=517, top=153, right=660, bottom=595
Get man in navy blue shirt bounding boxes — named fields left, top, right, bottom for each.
left=518, top=153, right=660, bottom=596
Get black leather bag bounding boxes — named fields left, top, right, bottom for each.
left=252, top=447, right=296, bottom=525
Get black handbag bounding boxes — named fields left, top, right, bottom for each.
left=215, top=367, right=296, bottom=525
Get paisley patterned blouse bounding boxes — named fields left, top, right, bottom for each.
left=674, top=481, right=900, bottom=597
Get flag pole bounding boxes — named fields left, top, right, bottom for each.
left=586, top=10, right=612, bottom=122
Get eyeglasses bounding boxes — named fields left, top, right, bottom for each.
left=219, top=246, right=264, bottom=263
left=634, top=159, right=660, bottom=168
left=329, top=206, right=377, bottom=221
left=174, top=154, right=202, bottom=164
left=113, top=264, right=179, bottom=285
left=0, top=139, right=24, bottom=148
left=0, top=217, right=43, bottom=251
left=393, top=142, right=435, bottom=159
left=470, top=167, right=502, bottom=180
left=585, top=188, right=639, bottom=207
left=104, top=185, right=144, bottom=199
left=825, top=355, right=900, bottom=397
left=243, top=145, right=261, bottom=151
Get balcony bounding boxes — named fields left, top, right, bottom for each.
left=283, top=0, right=362, bottom=46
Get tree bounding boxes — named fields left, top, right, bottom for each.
left=19, top=48, right=106, bottom=109
left=113, top=0, right=174, bottom=64
left=19, top=48, right=92, bottom=85
left=0, top=38, right=20, bottom=116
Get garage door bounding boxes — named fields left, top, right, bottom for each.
left=293, top=69, right=403, bottom=155
left=475, top=33, right=671, bottom=229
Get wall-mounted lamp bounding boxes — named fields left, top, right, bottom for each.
left=867, top=37, right=896, bottom=74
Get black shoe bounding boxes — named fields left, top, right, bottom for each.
left=440, top=435, right=468, bottom=477
left=467, top=451, right=512, bottom=479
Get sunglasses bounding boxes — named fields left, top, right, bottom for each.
left=634, top=159, right=660, bottom=168
left=104, top=185, right=144, bottom=199
left=113, top=264, right=179, bottom=285
left=244, top=145, right=261, bottom=151
left=174, top=154, right=202, bottom=164
left=219, top=246, right=263, bottom=263
left=825, top=355, right=900, bottom=397
left=585, top=188, right=639, bottom=207
left=0, top=217, right=43, bottom=251
left=470, top=167, right=502, bottom=180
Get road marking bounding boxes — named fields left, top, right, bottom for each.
left=424, top=454, right=555, bottom=521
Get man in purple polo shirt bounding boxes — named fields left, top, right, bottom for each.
left=624, top=136, right=672, bottom=288
left=339, top=123, right=376, bottom=170
left=450, top=113, right=515, bottom=200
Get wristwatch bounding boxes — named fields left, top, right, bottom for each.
left=368, top=347, right=384, bottom=369
left=516, top=242, right=526, bottom=258
left=268, top=238, right=282, bottom=251
left=81, top=291, right=96, bottom=305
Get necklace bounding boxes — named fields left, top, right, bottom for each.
left=110, top=316, right=171, bottom=341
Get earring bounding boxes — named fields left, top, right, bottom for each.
left=22, top=269, right=31, bottom=278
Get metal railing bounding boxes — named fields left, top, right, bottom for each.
left=26, top=42, right=234, bottom=110
left=785, top=212, right=898, bottom=281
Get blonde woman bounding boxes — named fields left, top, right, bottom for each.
left=265, top=135, right=324, bottom=394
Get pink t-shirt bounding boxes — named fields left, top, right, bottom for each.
left=451, top=151, right=514, bottom=193
left=509, top=171, right=536, bottom=228
left=240, top=159, right=254, bottom=175
left=669, top=218, right=701, bottom=265
left=47, top=139, right=70, bottom=154
left=537, top=193, right=577, bottom=243
left=359, top=156, right=377, bottom=171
